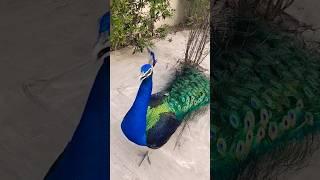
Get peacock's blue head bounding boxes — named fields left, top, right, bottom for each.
left=138, top=48, right=157, bottom=81
left=99, top=12, right=110, bottom=34
left=139, top=64, right=153, bottom=81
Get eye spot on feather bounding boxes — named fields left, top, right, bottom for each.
left=217, top=138, right=227, bottom=155
left=250, top=97, right=258, bottom=109
left=282, top=116, right=290, bottom=130
left=296, top=99, right=304, bottom=109
left=288, top=110, right=296, bottom=127
left=246, top=130, right=254, bottom=146
left=260, top=108, right=269, bottom=126
left=211, top=126, right=217, bottom=141
left=289, top=112, right=294, bottom=119
left=235, top=140, right=247, bottom=160
left=229, top=113, right=240, bottom=129
left=305, top=112, right=314, bottom=126
left=244, top=111, right=255, bottom=130
left=256, top=127, right=265, bottom=143
left=268, top=122, right=278, bottom=140
left=211, top=131, right=216, bottom=141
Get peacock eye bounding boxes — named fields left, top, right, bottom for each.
left=289, top=111, right=294, bottom=119
left=250, top=98, right=257, bottom=108
left=260, top=108, right=269, bottom=126
left=296, top=99, right=304, bottom=109
left=246, top=130, right=253, bottom=145
left=229, top=112, right=240, bottom=129
left=268, top=122, right=278, bottom=140
left=217, top=138, right=227, bottom=155
left=211, top=126, right=217, bottom=141
left=244, top=111, right=255, bottom=130
left=256, top=127, right=265, bottom=143
left=288, top=110, right=296, bottom=127
left=282, top=116, right=290, bottom=130
left=211, top=131, right=215, bottom=140
left=235, top=140, right=246, bottom=159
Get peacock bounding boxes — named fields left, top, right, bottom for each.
left=120, top=13, right=210, bottom=160
left=212, top=0, right=320, bottom=179
left=44, top=11, right=110, bottom=180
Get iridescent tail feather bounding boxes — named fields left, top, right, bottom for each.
left=212, top=1, right=320, bottom=179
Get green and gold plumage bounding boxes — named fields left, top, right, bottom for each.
left=146, top=66, right=210, bottom=148
left=147, top=67, right=210, bottom=129
left=146, top=14, right=210, bottom=149
left=212, top=0, right=320, bottom=179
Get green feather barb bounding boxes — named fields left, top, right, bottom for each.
left=212, top=0, right=320, bottom=179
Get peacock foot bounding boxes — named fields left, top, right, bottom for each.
left=138, top=151, right=151, bottom=166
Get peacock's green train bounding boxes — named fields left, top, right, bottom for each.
left=212, top=0, right=320, bottom=179
left=146, top=65, right=210, bottom=148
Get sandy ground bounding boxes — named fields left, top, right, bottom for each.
left=0, top=0, right=105, bottom=179
left=110, top=31, right=210, bottom=180
left=287, top=0, right=320, bottom=42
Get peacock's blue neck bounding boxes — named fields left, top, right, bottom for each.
left=45, top=57, right=109, bottom=180
left=133, top=76, right=153, bottom=108
left=121, top=75, right=153, bottom=146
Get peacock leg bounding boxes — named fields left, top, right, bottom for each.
left=138, top=151, right=152, bottom=166
left=174, top=120, right=190, bottom=150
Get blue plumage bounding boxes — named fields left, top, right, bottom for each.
left=121, top=50, right=156, bottom=146
left=44, top=12, right=110, bottom=180
left=45, top=57, right=109, bottom=180
left=95, top=12, right=110, bottom=59
left=99, top=12, right=110, bottom=34
left=121, top=76, right=152, bottom=146
left=121, top=65, right=153, bottom=146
